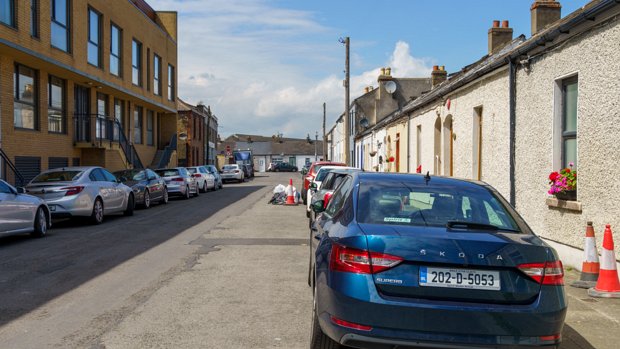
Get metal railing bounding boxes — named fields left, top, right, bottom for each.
left=157, top=133, right=177, bottom=169
left=0, top=148, right=26, bottom=187
left=74, top=114, right=144, bottom=169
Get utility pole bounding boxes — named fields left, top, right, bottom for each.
left=343, top=37, right=350, bottom=166
left=322, top=102, right=326, bottom=161
left=314, top=131, right=318, bottom=161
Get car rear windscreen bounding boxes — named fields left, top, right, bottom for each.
left=187, top=168, right=197, bottom=174
left=32, top=171, right=83, bottom=183
left=222, top=165, right=237, bottom=170
left=357, top=182, right=519, bottom=231
left=155, top=169, right=180, bottom=177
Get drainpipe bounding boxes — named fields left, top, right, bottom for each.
left=508, top=59, right=516, bottom=207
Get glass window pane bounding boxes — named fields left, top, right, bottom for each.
left=50, top=78, right=63, bottom=109
left=132, top=67, right=139, bottom=85
left=14, top=103, right=35, bottom=129
left=563, top=139, right=577, bottom=169
left=48, top=111, right=63, bottom=133
left=51, top=22, right=67, bottom=51
left=564, top=82, right=578, bottom=133
left=17, top=66, right=35, bottom=103
left=53, top=0, right=67, bottom=24
left=1, top=0, right=14, bottom=26
left=88, top=43, right=99, bottom=66
left=89, top=10, right=99, bottom=44
left=111, top=26, right=119, bottom=54
left=110, top=56, right=119, bottom=76
left=132, top=41, right=139, bottom=65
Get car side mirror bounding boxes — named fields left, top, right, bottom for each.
left=310, top=182, right=317, bottom=190
left=312, top=200, right=325, bottom=213
left=16, top=187, right=26, bottom=194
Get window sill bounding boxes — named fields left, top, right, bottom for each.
left=546, top=197, right=582, bottom=212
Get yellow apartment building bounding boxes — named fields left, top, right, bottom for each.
left=0, top=0, right=178, bottom=185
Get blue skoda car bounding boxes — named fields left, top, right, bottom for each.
left=309, top=172, right=566, bottom=349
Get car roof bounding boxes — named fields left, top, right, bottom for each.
left=44, top=166, right=99, bottom=172
left=354, top=172, right=490, bottom=189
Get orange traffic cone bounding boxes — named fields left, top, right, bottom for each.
left=571, top=222, right=600, bottom=289
left=588, top=224, right=620, bottom=298
left=285, top=178, right=297, bottom=205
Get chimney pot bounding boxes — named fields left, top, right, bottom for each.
left=502, top=20, right=509, bottom=28
left=386, top=67, right=391, bottom=75
left=488, top=19, right=513, bottom=54
left=440, top=65, right=445, bottom=71
left=433, top=65, right=439, bottom=71
left=380, top=67, right=386, bottom=75
left=493, top=20, right=500, bottom=28
left=431, top=65, right=448, bottom=89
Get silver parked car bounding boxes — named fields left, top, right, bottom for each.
left=186, top=166, right=216, bottom=193
left=221, top=164, right=244, bottom=183
left=0, top=179, right=50, bottom=238
left=114, top=169, right=168, bottom=208
left=25, top=167, right=135, bottom=224
left=155, top=167, right=199, bottom=199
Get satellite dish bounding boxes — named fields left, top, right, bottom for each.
left=360, top=118, right=370, bottom=129
left=384, top=80, right=397, bottom=94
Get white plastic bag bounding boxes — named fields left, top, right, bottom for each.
left=273, top=184, right=286, bottom=194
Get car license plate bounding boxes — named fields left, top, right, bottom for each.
left=420, top=267, right=500, bottom=291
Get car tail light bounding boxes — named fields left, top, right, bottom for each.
left=172, top=177, right=184, bottom=182
left=330, top=316, right=372, bottom=331
left=518, top=260, right=564, bottom=285
left=330, top=244, right=403, bottom=274
left=61, top=186, right=84, bottom=196
left=234, top=170, right=240, bottom=173
left=192, top=174, right=201, bottom=178
left=323, top=192, right=333, bottom=208
left=539, top=334, right=561, bottom=342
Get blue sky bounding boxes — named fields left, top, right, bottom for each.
left=147, top=0, right=585, bottom=138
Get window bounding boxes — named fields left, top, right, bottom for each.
left=31, top=0, right=39, bottom=37
left=146, top=48, right=150, bottom=91
left=146, top=110, right=154, bottom=146
left=87, top=8, right=102, bottom=67
left=51, top=0, right=70, bottom=52
left=14, top=64, right=38, bottom=130
left=110, top=24, right=122, bottom=76
left=167, top=64, right=175, bottom=100
left=562, top=77, right=578, bottom=169
left=153, top=55, right=161, bottom=95
left=0, top=0, right=15, bottom=27
left=325, top=177, right=353, bottom=217
left=132, top=39, right=142, bottom=86
left=96, top=93, right=108, bottom=139
left=48, top=75, right=65, bottom=133
left=134, top=106, right=142, bottom=144
left=113, top=98, right=124, bottom=141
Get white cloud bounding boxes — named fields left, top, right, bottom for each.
left=147, top=0, right=434, bottom=137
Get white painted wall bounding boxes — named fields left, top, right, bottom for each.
left=515, top=16, right=620, bottom=260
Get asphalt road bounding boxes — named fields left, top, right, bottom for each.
left=0, top=172, right=615, bottom=349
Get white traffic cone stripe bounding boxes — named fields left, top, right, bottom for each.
left=601, top=249, right=617, bottom=270
left=585, top=237, right=600, bottom=262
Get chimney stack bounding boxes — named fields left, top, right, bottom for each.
left=488, top=20, right=513, bottom=54
left=431, top=65, right=447, bottom=89
left=531, top=0, right=561, bottom=36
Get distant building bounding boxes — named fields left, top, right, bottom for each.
left=218, top=134, right=323, bottom=172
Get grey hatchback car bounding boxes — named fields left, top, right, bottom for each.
left=0, top=179, right=50, bottom=238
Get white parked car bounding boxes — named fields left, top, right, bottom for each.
left=186, top=166, right=216, bottom=192
left=220, top=164, right=244, bottom=183
left=25, top=167, right=135, bottom=225
left=0, top=179, right=51, bottom=238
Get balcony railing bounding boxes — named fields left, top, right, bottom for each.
left=74, top=114, right=144, bottom=169
left=0, top=148, right=26, bottom=187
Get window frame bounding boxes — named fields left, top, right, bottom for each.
left=14, top=64, right=39, bottom=130
left=167, top=64, right=175, bottom=101
left=153, top=54, right=162, bottom=96
left=30, top=0, right=39, bottom=37
left=133, top=105, right=143, bottom=144
left=48, top=75, right=66, bottom=134
left=132, top=39, right=142, bottom=86
left=146, top=110, right=154, bottom=146
left=110, top=23, right=122, bottom=77
left=87, top=7, right=102, bottom=68
left=50, top=0, right=70, bottom=52
left=561, top=76, right=578, bottom=169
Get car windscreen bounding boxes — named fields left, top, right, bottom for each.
left=315, top=169, right=333, bottom=182
left=357, top=182, right=520, bottom=232
left=32, top=170, right=83, bottom=183
left=155, top=169, right=180, bottom=177
left=114, top=170, right=144, bottom=181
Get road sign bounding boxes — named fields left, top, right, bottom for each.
left=226, top=151, right=231, bottom=157
left=226, top=145, right=231, bottom=152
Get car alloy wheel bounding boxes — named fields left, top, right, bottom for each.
left=32, top=207, right=47, bottom=238
left=144, top=190, right=151, bottom=209
left=202, top=182, right=208, bottom=193
left=184, top=186, right=191, bottom=200
left=194, top=184, right=200, bottom=197
left=124, top=194, right=135, bottom=216
left=91, top=198, right=104, bottom=225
